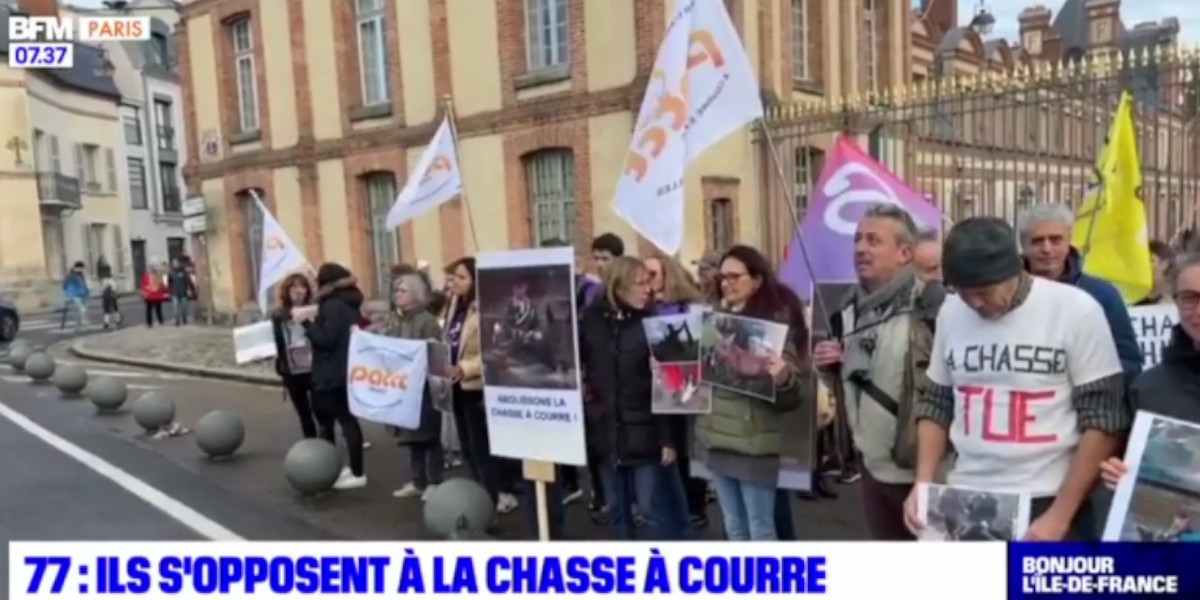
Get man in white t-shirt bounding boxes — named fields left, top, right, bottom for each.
left=903, top=217, right=1129, bottom=541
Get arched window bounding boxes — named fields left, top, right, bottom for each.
left=238, top=188, right=264, bottom=302
left=364, top=172, right=398, bottom=296
left=524, top=149, right=575, bottom=246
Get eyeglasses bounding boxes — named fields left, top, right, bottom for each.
left=717, top=272, right=748, bottom=284
left=1175, top=291, right=1200, bottom=311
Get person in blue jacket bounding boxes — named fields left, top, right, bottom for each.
left=1018, top=203, right=1142, bottom=388
left=62, top=261, right=90, bottom=331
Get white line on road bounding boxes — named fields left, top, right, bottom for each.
left=0, top=401, right=243, bottom=541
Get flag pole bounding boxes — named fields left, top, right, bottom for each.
left=443, top=95, right=481, bottom=253
left=758, top=117, right=835, bottom=334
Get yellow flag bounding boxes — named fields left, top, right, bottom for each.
left=1071, top=91, right=1152, bottom=304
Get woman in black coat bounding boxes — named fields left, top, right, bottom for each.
left=270, top=272, right=317, bottom=439
left=298, top=262, right=368, bottom=491
left=580, top=256, right=690, bottom=540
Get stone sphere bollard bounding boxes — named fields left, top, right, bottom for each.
left=195, top=410, right=244, bottom=458
left=8, top=346, right=31, bottom=371
left=423, top=478, right=495, bottom=538
left=132, top=391, right=175, bottom=433
left=88, top=377, right=128, bottom=412
left=283, top=439, right=343, bottom=494
left=24, top=353, right=55, bottom=382
left=53, top=364, right=88, bottom=397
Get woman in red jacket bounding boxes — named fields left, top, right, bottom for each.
left=141, top=262, right=169, bottom=327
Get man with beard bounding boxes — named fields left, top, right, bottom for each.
left=906, top=218, right=1128, bottom=542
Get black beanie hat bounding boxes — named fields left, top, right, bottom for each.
left=943, top=217, right=1023, bottom=289
left=316, top=262, right=353, bottom=288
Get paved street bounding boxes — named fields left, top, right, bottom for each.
left=14, top=296, right=152, bottom=347
left=1, top=324, right=870, bottom=590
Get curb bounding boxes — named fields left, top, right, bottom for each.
left=69, top=342, right=281, bottom=388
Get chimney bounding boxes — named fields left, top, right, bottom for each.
left=1018, top=6, right=1052, bottom=56
left=1085, top=0, right=1121, bottom=52
left=17, top=0, right=58, bottom=17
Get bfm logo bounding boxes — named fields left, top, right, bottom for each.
left=624, top=31, right=725, bottom=183
left=419, top=155, right=453, bottom=185
left=350, top=366, right=409, bottom=391
left=9, top=16, right=150, bottom=42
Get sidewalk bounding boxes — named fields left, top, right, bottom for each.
left=71, top=324, right=279, bottom=385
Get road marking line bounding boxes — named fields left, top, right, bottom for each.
left=0, top=401, right=243, bottom=541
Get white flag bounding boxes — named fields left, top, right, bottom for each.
left=252, top=191, right=309, bottom=312
left=346, top=328, right=428, bottom=429
left=614, top=0, right=763, bottom=255
left=386, top=117, right=463, bottom=229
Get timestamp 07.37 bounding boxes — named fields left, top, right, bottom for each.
left=8, top=43, right=74, bottom=69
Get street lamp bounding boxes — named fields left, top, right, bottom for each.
left=969, top=1, right=996, bottom=36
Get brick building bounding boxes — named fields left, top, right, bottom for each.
left=177, top=0, right=910, bottom=319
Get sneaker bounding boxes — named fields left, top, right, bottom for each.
left=362, top=441, right=373, bottom=450
left=837, top=470, right=862, bottom=484
left=496, top=493, right=519, bottom=514
left=392, top=482, right=423, bottom=498
left=421, top=484, right=438, bottom=502
left=336, top=467, right=353, bottom=482
left=562, top=487, right=584, bottom=506
left=334, top=474, right=368, bottom=490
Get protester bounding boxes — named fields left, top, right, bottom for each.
left=576, top=233, right=625, bottom=310
left=644, top=254, right=712, bottom=528
left=913, top=229, right=943, bottom=284
left=62, top=261, right=90, bottom=331
left=906, top=217, right=1128, bottom=541
left=695, top=245, right=812, bottom=541
left=383, top=272, right=445, bottom=501
left=693, top=252, right=721, bottom=299
left=270, top=273, right=318, bottom=439
left=300, top=262, right=368, bottom=490
left=1100, top=253, right=1200, bottom=488
left=442, top=257, right=520, bottom=515
left=580, top=256, right=691, bottom=540
left=101, top=273, right=120, bottom=329
left=1018, top=203, right=1141, bottom=387
left=168, top=257, right=195, bottom=326
left=813, top=204, right=945, bottom=541
left=1136, top=240, right=1175, bottom=306
left=140, top=262, right=169, bottom=328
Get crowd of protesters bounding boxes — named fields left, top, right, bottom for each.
left=258, top=199, right=1199, bottom=542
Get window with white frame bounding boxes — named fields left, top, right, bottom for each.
left=526, top=0, right=568, bottom=71
left=128, top=158, right=147, bottom=210
left=525, top=150, right=575, bottom=246
left=160, top=163, right=180, bottom=213
left=862, top=0, right=879, bottom=91
left=357, top=0, right=390, bottom=106
left=792, top=0, right=808, bottom=81
left=794, top=146, right=824, bottom=214
left=230, top=19, right=259, bottom=133
left=364, top=172, right=398, bottom=296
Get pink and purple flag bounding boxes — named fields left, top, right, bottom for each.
left=780, top=136, right=941, bottom=299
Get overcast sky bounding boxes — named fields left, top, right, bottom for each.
left=959, top=0, right=1200, bottom=45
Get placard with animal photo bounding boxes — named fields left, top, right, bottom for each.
left=476, top=247, right=586, bottom=466
left=699, top=312, right=789, bottom=402
left=650, top=362, right=712, bottom=414
left=1103, top=411, right=1200, bottom=542
left=643, top=310, right=703, bottom=363
left=917, top=483, right=1031, bottom=541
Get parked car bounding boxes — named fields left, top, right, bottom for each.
left=0, top=294, right=19, bottom=342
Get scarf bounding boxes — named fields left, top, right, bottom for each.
left=840, top=269, right=917, bottom=377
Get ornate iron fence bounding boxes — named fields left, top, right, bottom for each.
left=758, top=45, right=1200, bottom=262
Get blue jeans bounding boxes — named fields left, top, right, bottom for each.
left=601, top=461, right=690, bottom=540
left=172, top=296, right=190, bottom=325
left=713, top=475, right=778, bottom=540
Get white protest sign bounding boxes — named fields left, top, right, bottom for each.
left=1127, top=304, right=1178, bottom=369
left=232, top=320, right=276, bottom=364
left=476, top=247, right=586, bottom=466
left=346, top=328, right=428, bottom=429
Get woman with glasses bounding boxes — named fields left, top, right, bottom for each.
left=580, top=256, right=691, bottom=540
left=695, top=245, right=813, bottom=540
left=1100, top=253, right=1200, bottom=489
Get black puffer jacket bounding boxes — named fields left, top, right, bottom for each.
left=304, top=278, right=365, bottom=392
left=580, top=297, right=672, bottom=465
left=1130, top=325, right=1200, bottom=424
